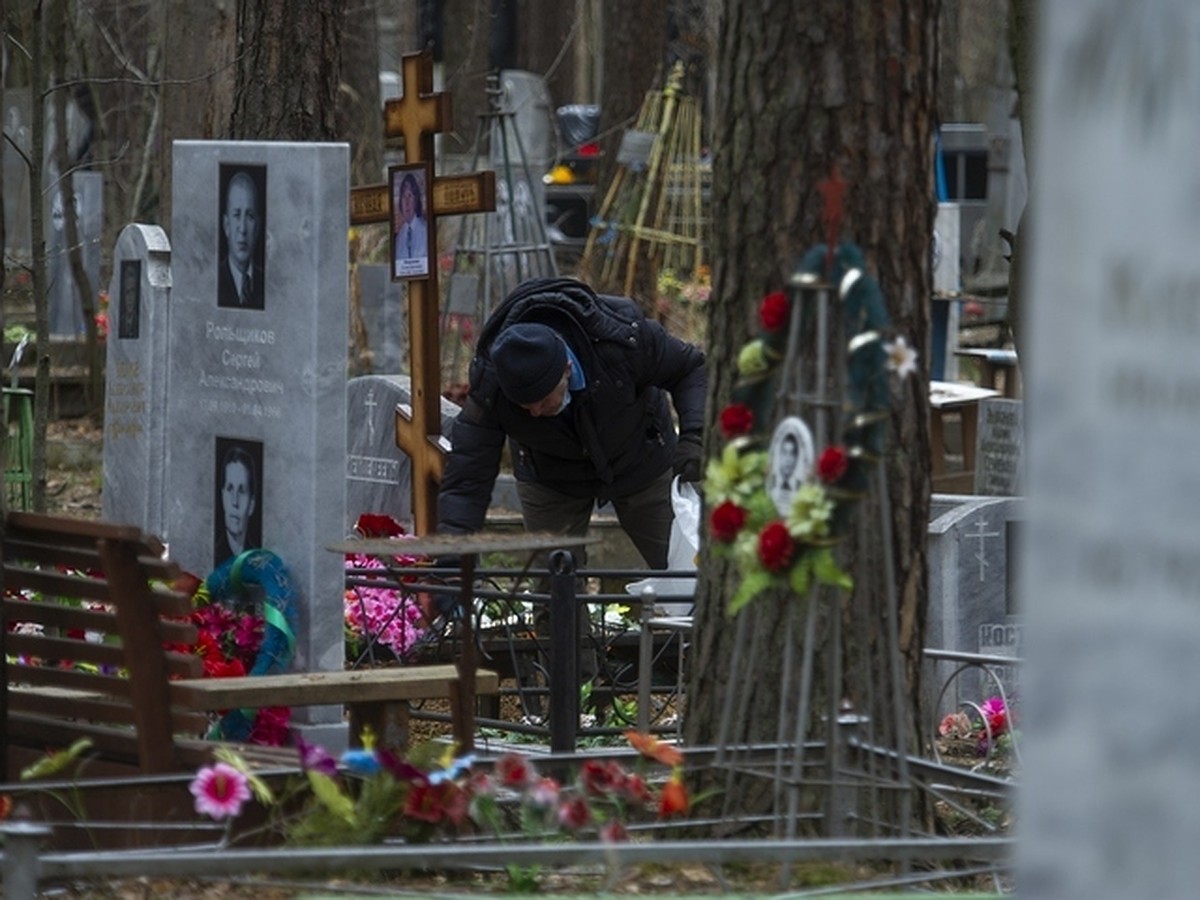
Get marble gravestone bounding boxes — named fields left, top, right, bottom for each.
left=345, top=374, right=459, bottom=535
left=165, top=142, right=349, bottom=745
left=925, top=495, right=1023, bottom=719
left=973, top=398, right=1023, bottom=496
left=355, top=264, right=406, bottom=373
left=1018, top=3, right=1200, bottom=897
left=101, top=224, right=172, bottom=536
left=46, top=171, right=103, bottom=337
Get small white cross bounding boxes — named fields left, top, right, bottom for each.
left=364, top=387, right=378, bottom=441
left=969, top=516, right=1001, bottom=583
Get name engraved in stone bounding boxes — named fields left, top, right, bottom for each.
left=205, top=321, right=277, bottom=345
left=347, top=455, right=401, bottom=484
left=1102, top=261, right=1200, bottom=337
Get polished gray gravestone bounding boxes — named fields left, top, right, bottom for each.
left=355, top=264, right=406, bottom=373
left=1018, top=3, right=1200, bottom=896
left=345, top=374, right=458, bottom=535
left=165, top=141, right=349, bottom=745
left=926, top=495, right=1024, bottom=718
left=101, top=224, right=172, bottom=536
left=973, top=398, right=1023, bottom=496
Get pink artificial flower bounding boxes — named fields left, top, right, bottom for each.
left=189, top=762, right=251, bottom=821
left=296, top=736, right=338, bottom=776
left=526, top=776, right=561, bottom=810
left=556, top=795, right=591, bottom=831
left=981, top=697, right=1009, bottom=736
left=600, top=819, right=629, bottom=843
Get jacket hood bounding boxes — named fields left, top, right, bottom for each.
left=476, top=277, right=641, bottom=357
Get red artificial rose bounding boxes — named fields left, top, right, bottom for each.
left=757, top=521, right=795, bottom=572
left=719, top=403, right=754, bottom=438
left=557, top=795, right=592, bottom=831
left=354, top=513, right=407, bottom=539
left=758, top=291, right=790, bottom=332
left=495, top=751, right=536, bottom=789
left=817, top=445, right=849, bottom=483
left=710, top=501, right=748, bottom=543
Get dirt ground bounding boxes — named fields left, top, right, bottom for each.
left=43, top=415, right=105, bottom=519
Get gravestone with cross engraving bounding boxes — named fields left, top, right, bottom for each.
left=165, top=141, right=349, bottom=746
left=349, top=51, right=495, bottom=535
left=925, top=495, right=1024, bottom=718
left=345, top=374, right=460, bottom=534
left=101, top=224, right=172, bottom=536
left=1018, top=3, right=1200, bottom=896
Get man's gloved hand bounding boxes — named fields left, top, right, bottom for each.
left=672, top=432, right=704, bottom=483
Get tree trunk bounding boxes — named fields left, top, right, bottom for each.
left=157, top=0, right=237, bottom=225
left=1006, top=0, right=1037, bottom=356
left=521, top=0, right=578, bottom=111
left=685, top=0, right=936, bottom=830
left=28, top=0, right=50, bottom=512
left=229, top=0, right=343, bottom=140
left=440, top=0, right=492, bottom=158
left=49, top=0, right=101, bottom=420
left=339, top=0, right=385, bottom=187
left=596, top=0, right=667, bottom=188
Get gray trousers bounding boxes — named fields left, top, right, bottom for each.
left=515, top=467, right=674, bottom=570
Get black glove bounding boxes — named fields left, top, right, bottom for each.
left=672, top=432, right=704, bottom=483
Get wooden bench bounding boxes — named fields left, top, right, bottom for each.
left=1, top=511, right=498, bottom=780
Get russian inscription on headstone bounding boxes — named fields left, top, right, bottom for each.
left=102, top=224, right=171, bottom=536
left=345, top=374, right=458, bottom=534
left=165, top=141, right=349, bottom=744
left=1018, top=3, right=1200, bottom=896
left=925, top=495, right=1023, bottom=718
left=973, top=398, right=1023, bottom=496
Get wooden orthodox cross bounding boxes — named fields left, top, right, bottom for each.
left=349, top=51, right=495, bottom=535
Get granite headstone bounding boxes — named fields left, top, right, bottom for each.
left=973, top=398, right=1023, bottom=496
left=1018, top=3, right=1200, bottom=894
left=165, top=141, right=349, bottom=745
left=101, top=224, right=172, bottom=536
left=345, top=374, right=459, bottom=534
left=925, top=494, right=1024, bottom=719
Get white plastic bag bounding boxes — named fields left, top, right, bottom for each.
left=626, top=476, right=699, bottom=615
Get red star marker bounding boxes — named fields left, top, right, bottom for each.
left=817, top=164, right=848, bottom=278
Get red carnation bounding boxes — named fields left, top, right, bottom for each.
left=710, top=501, right=748, bottom=542
left=719, top=403, right=754, bottom=438
left=757, top=521, right=795, bottom=572
left=816, top=445, right=849, bottom=483
left=758, top=291, right=790, bottom=332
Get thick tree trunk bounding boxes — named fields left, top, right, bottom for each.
left=685, top=0, right=936, bottom=830
left=229, top=0, right=342, bottom=140
left=340, top=0, right=385, bottom=187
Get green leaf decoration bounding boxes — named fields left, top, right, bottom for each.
left=812, top=548, right=853, bottom=590
left=20, top=738, right=94, bottom=781
left=729, top=570, right=772, bottom=615
left=214, top=746, right=276, bottom=804
left=308, top=770, right=357, bottom=825
left=789, top=553, right=814, bottom=595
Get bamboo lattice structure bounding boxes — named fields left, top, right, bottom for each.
left=581, top=64, right=708, bottom=297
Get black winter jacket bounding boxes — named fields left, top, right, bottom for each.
left=438, top=278, right=707, bottom=534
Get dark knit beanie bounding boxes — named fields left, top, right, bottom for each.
left=491, top=323, right=567, bottom=404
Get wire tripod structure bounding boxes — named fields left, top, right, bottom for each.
left=711, top=270, right=914, bottom=844
left=441, top=72, right=558, bottom=388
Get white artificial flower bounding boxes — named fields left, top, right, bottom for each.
left=885, top=335, right=918, bottom=378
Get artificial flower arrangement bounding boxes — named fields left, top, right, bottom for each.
left=179, top=549, right=300, bottom=745
left=343, top=513, right=429, bottom=665
left=937, top=695, right=1020, bottom=768
left=189, top=729, right=692, bottom=883
left=704, top=243, right=918, bottom=614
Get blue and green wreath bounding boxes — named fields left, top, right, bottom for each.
left=702, top=243, right=918, bottom=614
left=193, top=549, right=299, bottom=743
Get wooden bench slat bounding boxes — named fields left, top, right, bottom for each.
left=171, top=665, right=500, bottom=710
left=2, top=599, right=197, bottom=645
left=10, top=663, right=134, bottom=698
left=8, top=633, right=128, bottom=668
left=8, top=686, right=211, bottom=736
left=6, top=511, right=158, bottom=549
left=2, top=566, right=112, bottom=602
left=1, top=537, right=106, bottom=571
